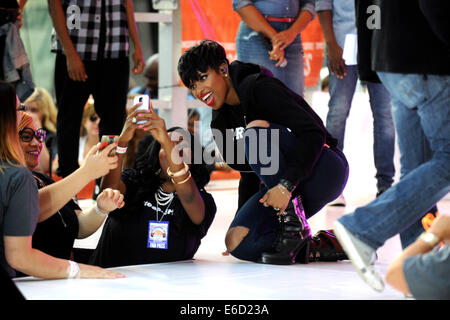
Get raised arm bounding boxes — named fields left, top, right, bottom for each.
left=146, top=104, right=206, bottom=225
left=38, top=143, right=118, bottom=222
left=100, top=102, right=150, bottom=194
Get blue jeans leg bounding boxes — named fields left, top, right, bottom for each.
left=338, top=73, right=450, bottom=250
left=387, top=84, right=438, bottom=248
left=326, top=65, right=358, bottom=151
left=367, top=81, right=395, bottom=191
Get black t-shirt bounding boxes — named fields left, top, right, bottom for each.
left=89, top=169, right=217, bottom=268
left=31, top=171, right=80, bottom=260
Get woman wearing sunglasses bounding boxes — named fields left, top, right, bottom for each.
left=17, top=111, right=128, bottom=269
left=0, top=82, right=124, bottom=279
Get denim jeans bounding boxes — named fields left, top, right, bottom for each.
left=229, top=123, right=349, bottom=261
left=338, top=72, right=450, bottom=250
left=236, top=21, right=304, bottom=97
left=327, top=64, right=395, bottom=192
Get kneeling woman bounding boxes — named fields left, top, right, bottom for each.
left=178, top=40, right=349, bottom=264
left=89, top=103, right=217, bottom=268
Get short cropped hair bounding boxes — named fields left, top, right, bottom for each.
left=178, top=40, right=229, bottom=89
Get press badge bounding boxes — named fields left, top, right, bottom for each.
left=148, top=221, right=169, bottom=249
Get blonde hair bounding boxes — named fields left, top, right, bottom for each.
left=0, top=111, right=25, bottom=173
left=24, top=87, right=58, bottom=132
left=80, top=96, right=98, bottom=137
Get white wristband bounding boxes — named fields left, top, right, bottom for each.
left=95, top=202, right=109, bottom=217
left=67, top=260, right=80, bottom=279
left=116, top=146, right=128, bottom=154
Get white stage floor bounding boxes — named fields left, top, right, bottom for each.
left=13, top=183, right=450, bottom=301
left=13, top=89, right=449, bottom=302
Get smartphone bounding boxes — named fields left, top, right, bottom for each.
left=133, top=95, right=149, bottom=124
left=99, top=135, right=119, bottom=156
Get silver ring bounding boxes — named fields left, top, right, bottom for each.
left=132, top=117, right=137, bottom=124
left=274, top=207, right=280, bottom=211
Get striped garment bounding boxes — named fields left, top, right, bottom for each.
left=51, top=0, right=129, bottom=60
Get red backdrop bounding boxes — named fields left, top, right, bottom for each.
left=180, top=0, right=324, bottom=87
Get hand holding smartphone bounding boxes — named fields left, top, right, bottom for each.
left=133, top=95, right=150, bottom=124
left=99, top=135, right=119, bottom=156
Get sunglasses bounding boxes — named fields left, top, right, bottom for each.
left=16, top=103, right=27, bottom=112
left=19, top=128, right=47, bottom=143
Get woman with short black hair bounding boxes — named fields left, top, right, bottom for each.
left=178, top=40, right=349, bottom=265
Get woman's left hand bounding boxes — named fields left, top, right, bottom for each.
left=96, top=188, right=125, bottom=213
left=259, top=185, right=291, bottom=216
left=145, top=103, right=171, bottom=145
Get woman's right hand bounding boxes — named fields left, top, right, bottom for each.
left=118, top=102, right=152, bottom=145
left=78, top=263, right=125, bottom=279
left=80, top=143, right=119, bottom=180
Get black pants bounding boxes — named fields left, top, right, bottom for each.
left=54, top=53, right=129, bottom=177
left=229, top=123, right=349, bottom=261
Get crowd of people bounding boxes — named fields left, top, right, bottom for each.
left=0, top=0, right=448, bottom=300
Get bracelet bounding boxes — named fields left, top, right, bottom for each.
left=279, top=178, right=296, bottom=193
left=277, top=184, right=291, bottom=198
left=67, top=260, right=80, bottom=279
left=167, top=162, right=189, bottom=178
left=95, top=202, right=109, bottom=217
left=171, top=171, right=191, bottom=185
left=418, top=231, right=440, bottom=248
left=115, top=146, right=128, bottom=154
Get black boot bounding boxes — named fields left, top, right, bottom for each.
left=259, top=195, right=312, bottom=265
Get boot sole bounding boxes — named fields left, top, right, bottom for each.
left=259, top=237, right=311, bottom=265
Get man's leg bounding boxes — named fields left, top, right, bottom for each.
left=335, top=72, right=450, bottom=291
left=389, top=92, right=436, bottom=248
left=93, top=58, right=129, bottom=139
left=325, top=64, right=358, bottom=151
left=55, top=53, right=91, bottom=177
left=367, top=81, right=395, bottom=195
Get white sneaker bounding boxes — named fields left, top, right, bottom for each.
left=333, top=220, right=385, bottom=292
left=328, top=194, right=346, bottom=207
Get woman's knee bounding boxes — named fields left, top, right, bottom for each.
left=246, top=120, right=269, bottom=129
left=225, top=226, right=249, bottom=252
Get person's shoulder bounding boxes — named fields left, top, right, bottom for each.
left=1, top=163, right=33, bottom=181
left=0, top=163, right=37, bottom=195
